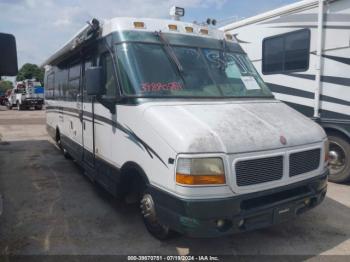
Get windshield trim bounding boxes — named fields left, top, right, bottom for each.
left=111, top=30, right=246, bottom=53
left=114, top=40, right=246, bottom=55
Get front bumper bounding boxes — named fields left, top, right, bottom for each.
left=149, top=170, right=328, bottom=238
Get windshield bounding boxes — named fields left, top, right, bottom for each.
left=115, top=42, right=272, bottom=98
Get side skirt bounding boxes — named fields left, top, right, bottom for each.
left=58, top=132, right=122, bottom=197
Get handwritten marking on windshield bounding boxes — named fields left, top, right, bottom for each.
left=141, top=82, right=183, bottom=92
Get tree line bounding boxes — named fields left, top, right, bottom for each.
left=0, top=63, right=44, bottom=95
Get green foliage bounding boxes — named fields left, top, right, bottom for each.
left=0, top=80, right=13, bottom=95
left=16, top=63, right=44, bottom=83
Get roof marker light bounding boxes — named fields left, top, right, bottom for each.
left=185, top=26, right=194, bottom=33
left=133, top=21, right=145, bottom=29
left=200, top=28, right=209, bottom=35
left=168, top=24, right=178, bottom=31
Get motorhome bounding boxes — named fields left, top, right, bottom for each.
left=43, top=9, right=328, bottom=239
left=221, top=0, right=350, bottom=183
left=7, top=79, right=44, bottom=110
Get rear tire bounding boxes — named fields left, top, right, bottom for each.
left=328, top=134, right=350, bottom=183
left=56, top=130, right=71, bottom=159
left=35, top=106, right=42, bottom=110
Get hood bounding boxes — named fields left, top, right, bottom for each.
left=143, top=100, right=326, bottom=154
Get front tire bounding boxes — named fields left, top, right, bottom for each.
left=140, top=190, right=173, bottom=240
left=328, top=134, right=350, bottom=183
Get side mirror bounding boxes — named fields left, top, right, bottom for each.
left=0, top=33, right=18, bottom=76
left=86, top=67, right=105, bottom=96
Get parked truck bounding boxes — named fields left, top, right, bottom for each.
left=7, top=79, right=44, bottom=110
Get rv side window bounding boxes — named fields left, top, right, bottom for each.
left=262, top=29, right=310, bottom=74
left=55, top=68, right=68, bottom=100
left=46, top=73, right=55, bottom=99
left=68, top=63, right=81, bottom=101
left=100, top=53, right=117, bottom=98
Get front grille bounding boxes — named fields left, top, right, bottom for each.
left=235, top=156, right=284, bottom=186
left=289, top=149, right=321, bottom=177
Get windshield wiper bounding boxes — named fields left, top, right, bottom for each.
left=219, top=39, right=228, bottom=71
left=154, top=31, right=184, bottom=74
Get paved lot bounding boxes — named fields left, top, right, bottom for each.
left=0, top=107, right=349, bottom=258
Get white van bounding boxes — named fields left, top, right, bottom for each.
left=43, top=14, right=329, bottom=239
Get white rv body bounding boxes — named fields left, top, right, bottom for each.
left=221, top=0, right=350, bottom=183
left=43, top=17, right=328, bottom=238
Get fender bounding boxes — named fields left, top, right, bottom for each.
left=321, top=122, right=350, bottom=140
left=120, top=161, right=150, bottom=185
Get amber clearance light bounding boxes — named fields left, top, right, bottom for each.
left=324, top=139, right=329, bottom=164
left=200, top=28, right=209, bottom=35
left=168, top=24, right=178, bottom=31
left=185, top=26, right=194, bottom=33
left=133, top=21, right=145, bottom=29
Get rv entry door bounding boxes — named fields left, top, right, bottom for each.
left=82, top=59, right=95, bottom=167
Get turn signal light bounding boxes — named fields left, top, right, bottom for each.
left=176, top=173, right=226, bottom=185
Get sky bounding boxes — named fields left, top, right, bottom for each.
left=0, top=0, right=299, bottom=69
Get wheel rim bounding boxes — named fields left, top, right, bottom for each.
left=329, top=140, right=347, bottom=176
left=140, top=193, right=157, bottom=224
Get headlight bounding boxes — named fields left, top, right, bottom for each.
left=176, top=157, right=226, bottom=185
left=324, top=139, right=329, bottom=164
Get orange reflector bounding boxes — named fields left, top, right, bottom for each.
left=133, top=21, right=145, bottom=28
left=176, top=173, right=226, bottom=185
left=168, top=24, right=178, bottom=31
left=185, top=26, right=194, bottom=33
left=200, top=28, right=209, bottom=35
left=324, top=140, right=329, bottom=163
left=225, top=34, right=233, bottom=40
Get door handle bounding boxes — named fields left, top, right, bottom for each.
left=83, top=121, right=86, bottom=130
